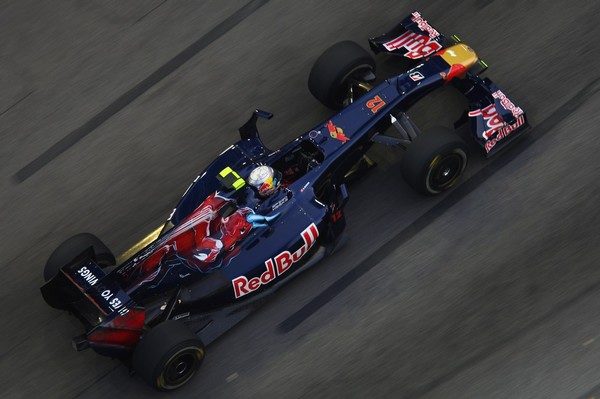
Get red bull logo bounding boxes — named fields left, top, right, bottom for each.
left=232, top=223, right=319, bottom=299
left=484, top=115, right=526, bottom=153
left=468, top=104, right=504, bottom=140
left=383, top=31, right=442, bottom=59
left=326, top=120, right=350, bottom=143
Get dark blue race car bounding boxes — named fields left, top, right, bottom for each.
left=41, top=12, right=528, bottom=390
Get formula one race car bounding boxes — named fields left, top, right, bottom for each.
left=41, top=12, right=528, bottom=390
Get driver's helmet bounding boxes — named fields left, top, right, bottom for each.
left=248, top=165, right=280, bottom=197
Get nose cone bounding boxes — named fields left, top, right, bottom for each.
left=438, top=43, right=479, bottom=71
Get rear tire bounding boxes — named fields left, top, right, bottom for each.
left=44, top=233, right=115, bottom=282
left=308, top=41, right=376, bottom=110
left=401, top=128, right=468, bottom=195
left=132, top=320, right=205, bottom=391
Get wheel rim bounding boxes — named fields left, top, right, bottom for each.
left=426, top=152, right=465, bottom=193
left=159, top=347, right=204, bottom=390
left=336, top=65, right=373, bottom=108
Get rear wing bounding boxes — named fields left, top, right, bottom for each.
left=371, top=11, right=529, bottom=156
left=41, top=251, right=144, bottom=355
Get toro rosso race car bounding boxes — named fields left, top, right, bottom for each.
left=40, top=12, right=528, bottom=390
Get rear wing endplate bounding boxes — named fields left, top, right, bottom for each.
left=41, top=251, right=136, bottom=322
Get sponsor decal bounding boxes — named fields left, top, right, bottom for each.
left=77, top=266, right=99, bottom=286
left=99, top=288, right=130, bottom=316
left=232, top=223, right=319, bottom=298
left=308, top=129, right=321, bottom=139
left=326, top=120, right=349, bottom=143
left=484, top=115, right=526, bottom=153
left=383, top=31, right=442, bottom=59
left=173, top=312, right=190, bottom=320
left=271, top=195, right=289, bottom=211
left=492, top=90, right=523, bottom=118
left=72, top=265, right=128, bottom=316
left=468, top=104, right=505, bottom=140
left=409, top=71, right=425, bottom=81
left=366, top=95, right=387, bottom=113
left=410, top=11, right=440, bottom=38
left=126, top=192, right=282, bottom=291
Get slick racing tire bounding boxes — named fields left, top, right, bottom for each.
left=402, top=127, right=468, bottom=195
left=44, top=233, right=115, bottom=282
left=308, top=40, right=376, bottom=110
left=133, top=320, right=205, bottom=391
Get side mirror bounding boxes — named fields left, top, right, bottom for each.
left=239, top=109, right=273, bottom=140
left=255, top=109, right=273, bottom=120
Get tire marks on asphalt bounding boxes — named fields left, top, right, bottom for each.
left=13, top=0, right=270, bottom=184
left=134, top=0, right=169, bottom=24
left=0, top=91, right=34, bottom=119
left=278, top=76, right=600, bottom=334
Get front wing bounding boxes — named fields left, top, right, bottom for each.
left=370, top=11, right=530, bottom=156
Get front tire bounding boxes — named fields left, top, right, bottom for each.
left=132, top=321, right=205, bottom=391
left=44, top=233, right=115, bottom=282
left=308, top=41, right=376, bottom=110
left=401, top=128, right=468, bottom=195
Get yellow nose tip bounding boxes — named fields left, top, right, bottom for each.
left=439, top=43, right=479, bottom=71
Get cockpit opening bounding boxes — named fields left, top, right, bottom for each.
left=273, top=140, right=324, bottom=186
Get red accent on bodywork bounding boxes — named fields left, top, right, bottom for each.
left=443, top=64, right=467, bottom=83
left=331, top=209, right=343, bottom=222
left=88, top=328, right=142, bottom=347
left=88, top=308, right=145, bottom=348
left=105, top=308, right=145, bottom=329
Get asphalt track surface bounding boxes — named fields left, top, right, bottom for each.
left=1, top=0, right=599, bottom=398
